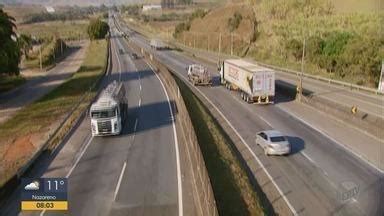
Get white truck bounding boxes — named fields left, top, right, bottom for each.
left=150, top=39, right=167, bottom=50
left=187, top=64, right=212, bottom=86
left=219, top=59, right=275, bottom=104
left=90, top=81, right=128, bottom=136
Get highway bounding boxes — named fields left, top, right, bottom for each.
left=165, top=37, right=384, bottom=120
left=116, top=17, right=384, bottom=216
left=0, top=17, right=186, bottom=216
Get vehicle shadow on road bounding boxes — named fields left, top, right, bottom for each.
left=119, top=100, right=177, bottom=136
left=107, top=69, right=155, bottom=83
left=286, top=136, right=305, bottom=155
left=274, top=79, right=314, bottom=104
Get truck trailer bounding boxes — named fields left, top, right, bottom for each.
left=90, top=81, right=128, bottom=136
left=219, top=59, right=275, bottom=104
left=187, top=64, right=212, bottom=86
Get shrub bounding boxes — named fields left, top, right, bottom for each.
left=87, top=18, right=109, bottom=40
left=174, top=22, right=191, bottom=38
left=228, top=12, right=242, bottom=32
left=189, top=9, right=207, bottom=21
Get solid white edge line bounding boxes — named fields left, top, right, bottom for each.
left=175, top=71, right=298, bottom=215
left=134, top=118, right=138, bottom=132
left=146, top=62, right=183, bottom=216
left=66, top=136, right=94, bottom=178
left=277, top=106, right=384, bottom=174
left=40, top=135, right=94, bottom=216
left=114, top=161, right=127, bottom=201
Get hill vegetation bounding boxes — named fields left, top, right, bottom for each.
left=172, top=0, right=383, bottom=87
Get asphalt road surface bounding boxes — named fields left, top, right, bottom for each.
left=116, top=16, right=384, bottom=216
left=164, top=35, right=384, bottom=120
left=0, top=18, right=183, bottom=216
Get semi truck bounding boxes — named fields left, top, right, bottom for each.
left=219, top=59, right=275, bottom=104
left=150, top=39, right=167, bottom=50
left=90, top=81, right=128, bottom=136
left=187, top=64, right=212, bottom=86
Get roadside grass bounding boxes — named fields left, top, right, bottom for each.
left=173, top=76, right=268, bottom=215
left=0, top=75, right=26, bottom=93
left=0, top=39, right=108, bottom=187
left=18, top=20, right=89, bottom=41
left=23, top=38, right=69, bottom=69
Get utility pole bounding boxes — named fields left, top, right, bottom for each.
left=207, top=35, right=209, bottom=51
left=298, top=38, right=306, bottom=102
left=193, top=33, right=196, bottom=49
left=60, top=38, right=63, bottom=54
left=183, top=33, right=186, bottom=45
left=218, top=33, right=222, bottom=57
left=39, top=45, right=42, bottom=71
left=231, top=33, right=234, bottom=56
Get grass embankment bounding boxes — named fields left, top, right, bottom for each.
left=164, top=0, right=382, bottom=87
left=0, top=75, right=26, bottom=93
left=0, top=39, right=108, bottom=187
left=18, top=20, right=89, bottom=41
left=173, top=77, right=269, bottom=215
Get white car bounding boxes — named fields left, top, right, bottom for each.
left=255, top=130, right=291, bottom=156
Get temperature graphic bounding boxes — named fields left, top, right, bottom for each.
left=21, top=178, right=68, bottom=211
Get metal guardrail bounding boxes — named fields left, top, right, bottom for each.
left=173, top=40, right=384, bottom=96
left=120, top=18, right=383, bottom=96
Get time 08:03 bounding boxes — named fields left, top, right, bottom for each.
left=36, top=202, right=54, bottom=208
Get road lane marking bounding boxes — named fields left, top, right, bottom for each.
left=40, top=135, right=94, bottom=216
left=139, top=84, right=142, bottom=91
left=114, top=161, right=127, bottom=201
left=277, top=106, right=384, bottom=174
left=133, top=118, right=138, bottom=132
left=138, top=98, right=141, bottom=107
left=66, top=135, right=93, bottom=178
left=146, top=62, right=183, bottom=216
left=131, top=118, right=138, bottom=142
left=168, top=64, right=298, bottom=215
left=131, top=30, right=289, bottom=215
left=114, top=39, right=123, bottom=82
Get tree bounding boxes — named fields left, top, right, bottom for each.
left=18, top=34, right=33, bottom=59
left=87, top=18, right=109, bottom=40
left=0, top=8, right=21, bottom=75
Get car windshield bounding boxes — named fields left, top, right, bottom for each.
left=91, top=108, right=116, bottom=119
left=270, top=136, right=286, bottom=143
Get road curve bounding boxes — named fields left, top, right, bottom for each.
left=0, top=17, right=182, bottom=216
left=118, top=17, right=384, bottom=216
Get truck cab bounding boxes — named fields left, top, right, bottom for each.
left=90, top=81, right=127, bottom=136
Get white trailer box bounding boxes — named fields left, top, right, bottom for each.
left=220, top=59, right=275, bottom=104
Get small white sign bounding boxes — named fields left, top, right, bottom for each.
left=378, top=62, right=384, bottom=92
